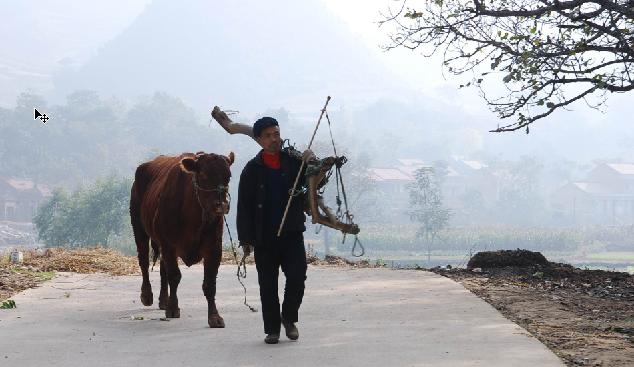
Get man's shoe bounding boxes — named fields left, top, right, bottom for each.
left=281, top=318, right=299, bottom=340
left=264, top=333, right=279, bottom=344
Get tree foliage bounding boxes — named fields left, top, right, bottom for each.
left=0, top=91, right=224, bottom=186
left=382, top=0, right=634, bottom=132
left=494, top=156, right=545, bottom=224
left=408, top=167, right=451, bottom=251
left=34, top=176, right=132, bottom=248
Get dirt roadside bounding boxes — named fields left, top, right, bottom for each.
left=430, top=263, right=634, bottom=367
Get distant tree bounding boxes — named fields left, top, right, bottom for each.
left=494, top=156, right=545, bottom=225
left=313, top=146, right=385, bottom=225
left=432, top=160, right=450, bottom=183
left=458, top=188, right=487, bottom=224
left=33, top=189, right=70, bottom=247
left=34, top=176, right=132, bottom=248
left=125, top=92, right=216, bottom=154
left=382, top=0, right=634, bottom=132
left=408, top=167, right=451, bottom=260
left=1, top=90, right=225, bottom=186
left=342, top=151, right=383, bottom=222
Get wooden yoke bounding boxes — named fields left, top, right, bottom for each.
left=210, top=106, right=360, bottom=235
left=211, top=107, right=254, bottom=139
left=306, top=157, right=360, bottom=235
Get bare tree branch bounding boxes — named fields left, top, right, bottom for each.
left=382, top=0, right=634, bottom=131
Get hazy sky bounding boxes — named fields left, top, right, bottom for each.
left=323, top=0, right=449, bottom=87
left=2, top=0, right=632, bottom=162
left=0, top=0, right=459, bottom=107
left=5, top=0, right=625, bottom=118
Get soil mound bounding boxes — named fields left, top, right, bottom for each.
left=467, top=249, right=549, bottom=269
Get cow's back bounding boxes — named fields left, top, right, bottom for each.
left=133, top=154, right=195, bottom=240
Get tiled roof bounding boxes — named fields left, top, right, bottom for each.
left=397, top=158, right=426, bottom=167
left=606, top=163, right=634, bottom=175
left=6, top=178, right=35, bottom=191
left=571, top=182, right=634, bottom=197
left=395, top=165, right=431, bottom=177
left=368, top=168, right=412, bottom=181
left=0, top=178, right=52, bottom=197
left=461, top=160, right=487, bottom=170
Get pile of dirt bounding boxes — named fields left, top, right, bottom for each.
left=431, top=250, right=634, bottom=366
left=467, top=249, right=549, bottom=269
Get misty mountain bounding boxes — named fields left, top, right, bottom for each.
left=53, top=0, right=407, bottom=115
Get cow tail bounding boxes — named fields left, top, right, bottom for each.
left=150, top=239, right=160, bottom=271
left=130, top=180, right=151, bottom=268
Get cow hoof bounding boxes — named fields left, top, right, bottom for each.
left=165, top=308, right=180, bottom=318
left=208, top=314, right=225, bottom=328
left=140, top=292, right=153, bottom=307
left=158, top=298, right=168, bottom=310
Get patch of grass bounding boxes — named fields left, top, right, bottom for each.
left=34, top=271, right=56, bottom=281
left=8, top=267, right=56, bottom=281
left=1, top=299, right=16, bottom=309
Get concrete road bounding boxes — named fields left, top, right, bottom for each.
left=0, top=265, right=563, bottom=366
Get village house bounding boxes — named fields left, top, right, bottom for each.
left=367, top=157, right=498, bottom=224
left=0, top=177, right=52, bottom=222
left=551, top=163, right=634, bottom=225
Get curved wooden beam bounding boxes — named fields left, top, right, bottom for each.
left=211, top=106, right=255, bottom=140
left=306, top=158, right=360, bottom=235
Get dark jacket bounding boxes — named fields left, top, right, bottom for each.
left=237, top=149, right=307, bottom=247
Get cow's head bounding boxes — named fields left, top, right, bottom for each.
left=181, top=151, right=235, bottom=216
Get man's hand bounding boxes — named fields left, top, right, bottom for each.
left=241, top=242, right=253, bottom=257
left=302, top=149, right=317, bottom=163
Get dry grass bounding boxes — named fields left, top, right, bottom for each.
left=22, top=247, right=139, bottom=276
left=1, top=246, right=375, bottom=302
left=1, top=247, right=139, bottom=301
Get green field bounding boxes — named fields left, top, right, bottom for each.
left=584, top=252, right=634, bottom=261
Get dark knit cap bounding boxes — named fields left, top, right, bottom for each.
left=253, top=117, right=279, bottom=137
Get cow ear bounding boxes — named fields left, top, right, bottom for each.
left=180, top=157, right=198, bottom=173
left=226, top=152, right=235, bottom=166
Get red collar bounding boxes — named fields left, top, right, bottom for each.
left=262, top=151, right=281, bottom=169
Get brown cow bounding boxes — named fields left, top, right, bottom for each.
left=129, top=151, right=234, bottom=328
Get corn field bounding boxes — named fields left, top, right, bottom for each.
left=341, top=224, right=634, bottom=254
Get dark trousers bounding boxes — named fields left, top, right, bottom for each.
left=254, top=232, right=307, bottom=335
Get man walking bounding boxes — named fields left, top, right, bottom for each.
left=237, top=116, right=315, bottom=344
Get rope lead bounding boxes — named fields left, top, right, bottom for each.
left=224, top=215, right=257, bottom=312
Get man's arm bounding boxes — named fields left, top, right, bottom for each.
left=236, top=165, right=256, bottom=249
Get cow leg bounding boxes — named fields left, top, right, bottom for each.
left=203, top=251, right=225, bottom=328
left=137, top=244, right=153, bottom=306
left=162, top=253, right=181, bottom=318
left=158, top=258, right=169, bottom=310
left=130, top=186, right=153, bottom=307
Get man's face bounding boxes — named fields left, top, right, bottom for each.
left=256, top=125, right=282, bottom=153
